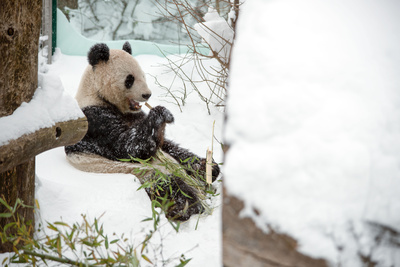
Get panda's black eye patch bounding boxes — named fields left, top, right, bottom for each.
left=125, top=74, right=135, bottom=89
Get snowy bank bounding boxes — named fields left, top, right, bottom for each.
left=224, top=0, right=400, bottom=266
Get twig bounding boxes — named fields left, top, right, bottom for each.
left=22, top=250, right=98, bottom=267
left=145, top=102, right=153, bottom=109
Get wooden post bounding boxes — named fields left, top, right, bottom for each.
left=0, top=159, right=35, bottom=252
left=43, top=0, right=53, bottom=64
left=0, top=0, right=42, bottom=253
left=0, top=1, right=42, bottom=117
left=42, top=0, right=58, bottom=62
left=0, top=0, right=88, bottom=253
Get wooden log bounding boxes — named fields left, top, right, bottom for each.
left=0, top=117, right=88, bottom=173
left=222, top=187, right=329, bottom=267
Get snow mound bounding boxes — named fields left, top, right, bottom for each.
left=224, top=0, right=400, bottom=266
left=0, top=73, right=84, bottom=146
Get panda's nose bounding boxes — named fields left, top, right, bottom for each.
left=142, top=93, right=151, bottom=100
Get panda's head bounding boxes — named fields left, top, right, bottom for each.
left=87, top=42, right=151, bottom=113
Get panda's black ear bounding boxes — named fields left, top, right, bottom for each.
left=122, top=41, right=132, bottom=55
left=88, top=43, right=110, bottom=66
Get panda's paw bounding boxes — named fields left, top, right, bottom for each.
left=150, top=106, right=174, bottom=124
left=166, top=198, right=203, bottom=222
left=165, top=176, right=203, bottom=221
left=186, top=157, right=220, bottom=183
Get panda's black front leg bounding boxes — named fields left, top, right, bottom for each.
left=145, top=105, right=174, bottom=147
left=126, top=106, right=174, bottom=159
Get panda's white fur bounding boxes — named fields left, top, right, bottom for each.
left=76, top=49, right=151, bottom=113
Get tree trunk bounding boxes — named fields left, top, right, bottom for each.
left=0, top=0, right=42, bottom=252
left=0, top=0, right=42, bottom=117
left=222, top=187, right=329, bottom=267
left=0, top=159, right=35, bottom=252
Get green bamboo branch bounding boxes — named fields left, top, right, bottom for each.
left=22, top=250, right=97, bottom=267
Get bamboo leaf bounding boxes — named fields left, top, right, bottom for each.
left=35, top=199, right=40, bottom=210
left=47, top=223, right=58, bottom=232
left=118, top=158, right=132, bottom=162
left=54, top=221, right=70, bottom=227
left=179, top=190, right=192, bottom=199
left=0, top=198, right=12, bottom=211
left=12, top=246, right=19, bottom=255
left=176, top=258, right=192, bottom=267
left=141, top=254, right=153, bottom=264
left=57, top=237, right=61, bottom=257
left=13, top=236, right=22, bottom=246
left=141, top=242, right=146, bottom=254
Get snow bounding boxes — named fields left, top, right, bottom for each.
left=0, top=70, right=83, bottom=146
left=194, top=7, right=234, bottom=63
left=0, top=49, right=222, bottom=265
left=224, top=0, right=400, bottom=266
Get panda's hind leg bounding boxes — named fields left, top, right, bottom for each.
left=144, top=174, right=203, bottom=221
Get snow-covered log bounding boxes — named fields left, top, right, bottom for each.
left=0, top=118, right=87, bottom=173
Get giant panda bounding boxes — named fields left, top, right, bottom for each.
left=65, top=42, right=220, bottom=221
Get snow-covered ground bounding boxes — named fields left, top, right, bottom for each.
left=3, top=0, right=400, bottom=266
left=225, top=0, right=400, bottom=266
left=0, top=49, right=224, bottom=265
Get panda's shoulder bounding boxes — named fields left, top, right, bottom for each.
left=82, top=105, right=121, bottom=121
left=82, top=105, right=146, bottom=123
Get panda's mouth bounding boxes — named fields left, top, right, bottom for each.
left=128, top=99, right=142, bottom=111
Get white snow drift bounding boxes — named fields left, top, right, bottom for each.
left=225, top=0, right=400, bottom=266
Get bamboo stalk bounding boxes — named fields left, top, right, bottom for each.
left=145, top=102, right=152, bottom=109
left=205, top=121, right=216, bottom=185
left=206, top=148, right=213, bottom=185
